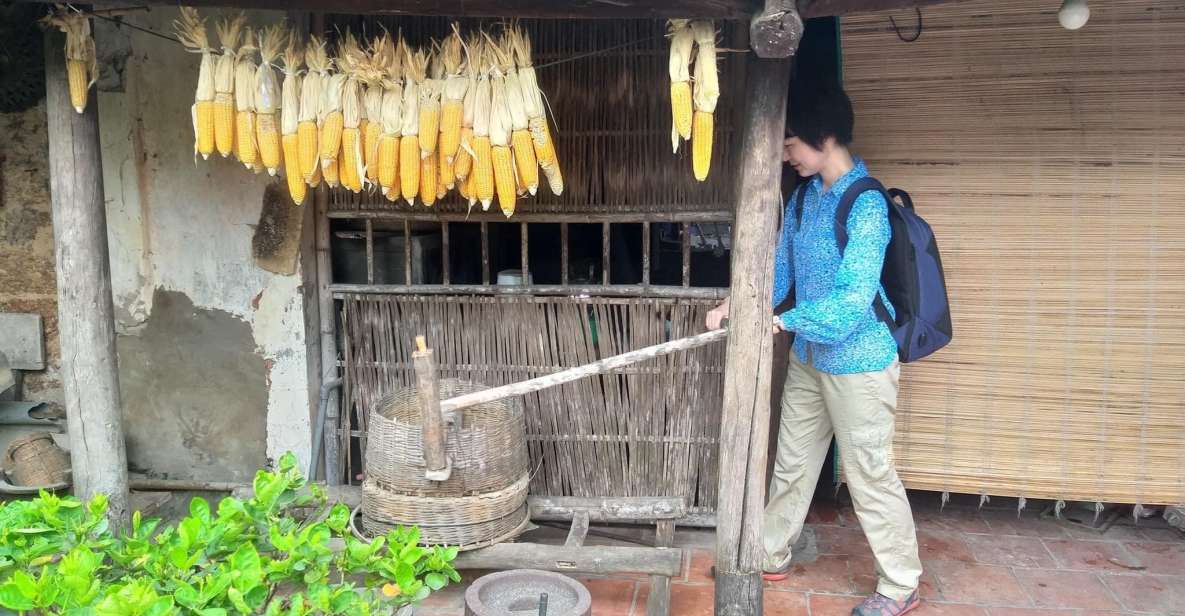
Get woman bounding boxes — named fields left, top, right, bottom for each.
left=706, top=86, right=922, bottom=616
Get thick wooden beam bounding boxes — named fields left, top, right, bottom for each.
left=529, top=496, right=688, bottom=522
left=412, top=337, right=451, bottom=481
left=450, top=543, right=683, bottom=577
left=750, top=0, right=804, bottom=59
left=714, top=55, right=791, bottom=616
left=798, top=0, right=970, bottom=18
left=44, top=31, right=130, bottom=528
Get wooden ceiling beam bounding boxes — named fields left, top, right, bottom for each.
left=797, top=0, right=972, bottom=18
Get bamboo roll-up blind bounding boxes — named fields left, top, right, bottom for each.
left=842, top=0, right=1185, bottom=504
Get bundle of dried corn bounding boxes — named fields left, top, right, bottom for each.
left=362, top=36, right=388, bottom=186
left=43, top=6, right=98, bottom=115
left=667, top=19, right=694, bottom=153
left=280, top=35, right=306, bottom=205
left=233, top=28, right=259, bottom=170
left=470, top=40, right=496, bottom=211
left=212, top=14, right=244, bottom=157
left=319, top=43, right=348, bottom=182
left=255, top=25, right=286, bottom=176
left=454, top=34, right=482, bottom=202
left=439, top=26, right=468, bottom=168
left=338, top=33, right=368, bottom=193
left=174, top=7, right=216, bottom=160
left=400, top=45, right=426, bottom=204
left=690, top=20, right=719, bottom=182
left=503, top=29, right=538, bottom=198
left=513, top=25, right=561, bottom=197
left=300, top=36, right=328, bottom=185
left=486, top=35, right=517, bottom=217
left=420, top=49, right=443, bottom=206
left=376, top=34, right=404, bottom=199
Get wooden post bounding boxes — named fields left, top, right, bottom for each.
left=412, top=336, right=451, bottom=481
left=44, top=31, right=130, bottom=527
left=714, top=54, right=793, bottom=616
left=750, top=0, right=805, bottom=59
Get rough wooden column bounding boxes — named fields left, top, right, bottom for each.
left=44, top=31, right=130, bottom=527
left=714, top=54, right=793, bottom=616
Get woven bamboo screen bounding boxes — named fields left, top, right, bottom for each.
left=841, top=0, right=1185, bottom=504
left=327, top=17, right=743, bottom=215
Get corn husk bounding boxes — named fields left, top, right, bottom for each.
left=339, top=32, right=368, bottom=188
left=214, top=15, right=244, bottom=101
left=668, top=19, right=695, bottom=152
left=419, top=45, right=444, bottom=158
left=459, top=34, right=484, bottom=158
left=691, top=21, right=719, bottom=114
left=42, top=6, right=98, bottom=114
left=471, top=43, right=494, bottom=210
left=378, top=34, right=404, bottom=136
left=440, top=25, right=469, bottom=162
left=255, top=25, right=285, bottom=117
left=301, top=36, right=327, bottom=125
left=280, top=35, right=303, bottom=137
left=173, top=7, right=216, bottom=159
left=400, top=45, right=426, bottom=139
left=485, top=35, right=512, bottom=150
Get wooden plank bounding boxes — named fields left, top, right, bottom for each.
left=565, top=511, right=591, bottom=547
left=412, top=337, right=450, bottom=480
left=315, top=188, right=342, bottom=484
left=59, top=0, right=756, bottom=19
left=327, top=210, right=733, bottom=223
left=481, top=221, right=490, bottom=285
left=329, top=284, right=728, bottom=299
left=750, top=0, right=804, bottom=58
left=602, top=222, right=611, bottom=285
left=714, top=54, right=791, bottom=616
left=647, top=520, right=676, bottom=616
left=403, top=220, right=412, bottom=285
left=450, top=543, right=683, bottom=577
left=44, top=30, right=129, bottom=528
left=530, top=496, right=688, bottom=522
left=642, top=222, right=651, bottom=286
left=440, top=329, right=727, bottom=413
left=365, top=219, right=375, bottom=284
left=441, top=221, right=450, bottom=285
left=521, top=222, right=530, bottom=281
left=682, top=223, right=691, bottom=287
left=798, top=0, right=972, bottom=17
left=561, top=223, right=570, bottom=286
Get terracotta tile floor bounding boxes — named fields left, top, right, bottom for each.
left=417, top=497, right=1185, bottom=615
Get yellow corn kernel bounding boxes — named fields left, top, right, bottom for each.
left=529, top=116, right=554, bottom=169
left=214, top=93, right=235, bottom=157
left=472, top=136, right=494, bottom=209
left=492, top=145, right=516, bottom=217
left=419, top=108, right=439, bottom=158
left=400, top=134, right=420, bottom=204
left=454, top=127, right=474, bottom=182
left=692, top=110, right=712, bottom=182
left=195, top=100, right=215, bottom=159
left=439, top=149, right=455, bottom=190
left=457, top=167, right=470, bottom=200
left=282, top=134, right=307, bottom=206
left=341, top=127, right=363, bottom=193
left=670, top=80, right=692, bottom=141
left=377, top=135, right=399, bottom=196
left=420, top=151, right=438, bottom=207
left=236, top=110, right=257, bottom=169
left=364, top=122, right=382, bottom=184
left=298, top=120, right=319, bottom=182
left=439, top=101, right=463, bottom=162
left=322, top=155, right=340, bottom=188
left=463, top=169, right=477, bottom=208
left=511, top=130, right=539, bottom=196
left=67, top=59, right=89, bottom=113
left=256, top=114, right=282, bottom=176
left=319, top=111, right=343, bottom=164
left=307, top=157, right=323, bottom=188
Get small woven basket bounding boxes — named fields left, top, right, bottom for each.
left=5, top=433, right=70, bottom=487
left=365, top=379, right=529, bottom=497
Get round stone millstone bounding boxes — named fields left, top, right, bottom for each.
left=464, top=569, right=591, bottom=616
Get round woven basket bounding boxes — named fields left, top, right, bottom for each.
left=361, top=474, right=529, bottom=527
left=5, top=433, right=70, bottom=487
left=358, top=503, right=531, bottom=551
left=365, top=379, right=528, bottom=497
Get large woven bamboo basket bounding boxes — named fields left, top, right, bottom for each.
left=359, top=476, right=531, bottom=550
left=365, top=379, right=529, bottom=497
left=4, top=433, right=70, bottom=487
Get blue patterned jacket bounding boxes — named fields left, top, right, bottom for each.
left=772, top=158, right=898, bottom=375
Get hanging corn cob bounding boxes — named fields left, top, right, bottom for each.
left=319, top=46, right=348, bottom=177
left=233, top=28, right=259, bottom=169
left=453, top=34, right=482, bottom=188
left=514, top=27, right=562, bottom=196
left=174, top=7, right=216, bottom=160
left=418, top=47, right=443, bottom=160
left=281, top=35, right=306, bottom=205
left=338, top=33, right=368, bottom=193
left=255, top=25, right=285, bottom=176
left=668, top=19, right=695, bottom=152
left=376, top=35, right=404, bottom=198
left=504, top=28, right=538, bottom=197
left=439, top=25, right=468, bottom=166
left=212, top=14, right=244, bottom=157
left=439, top=140, right=455, bottom=191
left=690, top=20, right=719, bottom=182
left=420, top=150, right=439, bottom=206
left=362, top=35, right=389, bottom=186
left=399, top=45, right=426, bottom=204
left=300, top=36, right=328, bottom=184
left=43, top=6, right=98, bottom=115
left=470, top=42, right=495, bottom=211
left=485, top=34, right=516, bottom=218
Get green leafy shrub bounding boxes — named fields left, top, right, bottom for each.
left=0, top=452, right=459, bottom=615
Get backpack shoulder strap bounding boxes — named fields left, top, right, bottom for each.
left=834, top=176, right=888, bottom=254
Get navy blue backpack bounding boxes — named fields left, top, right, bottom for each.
left=793, top=177, right=952, bottom=363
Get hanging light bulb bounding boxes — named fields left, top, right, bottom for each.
left=1058, top=0, right=1090, bottom=30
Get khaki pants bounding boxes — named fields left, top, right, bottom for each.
left=763, top=354, right=922, bottom=601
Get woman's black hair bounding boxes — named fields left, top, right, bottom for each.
left=786, top=83, right=855, bottom=150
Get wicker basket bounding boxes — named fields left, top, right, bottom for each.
left=365, top=379, right=528, bottom=497
left=4, top=433, right=70, bottom=487
left=358, top=503, right=531, bottom=551
left=359, top=475, right=531, bottom=550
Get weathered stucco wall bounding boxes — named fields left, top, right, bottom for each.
left=0, top=104, right=63, bottom=405
left=94, top=8, right=316, bottom=481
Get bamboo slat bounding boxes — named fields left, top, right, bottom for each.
left=842, top=0, right=1185, bottom=504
